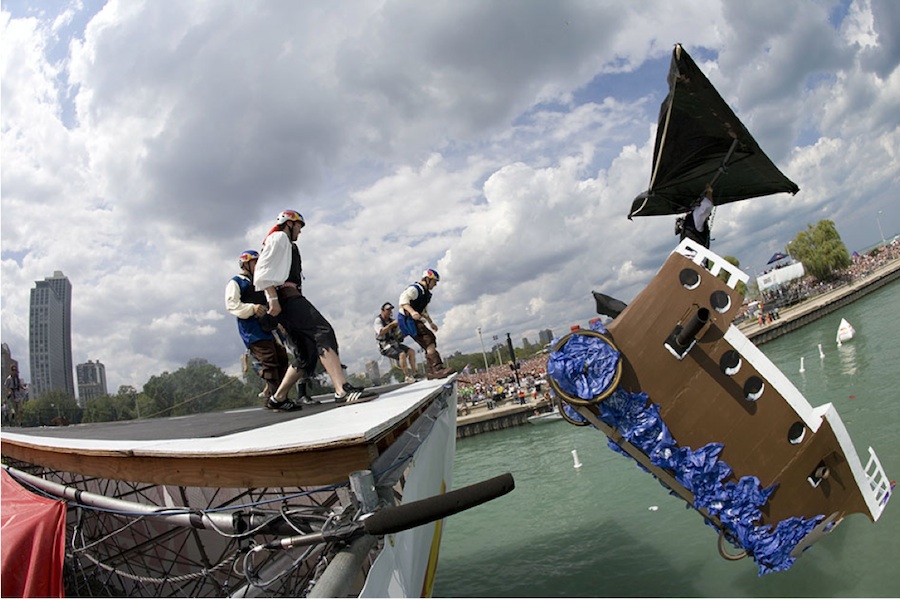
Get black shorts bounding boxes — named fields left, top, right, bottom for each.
left=380, top=342, right=411, bottom=360
left=278, top=296, right=339, bottom=371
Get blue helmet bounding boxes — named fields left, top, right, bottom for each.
left=422, top=269, right=440, bottom=281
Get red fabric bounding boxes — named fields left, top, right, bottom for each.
left=1, top=470, right=67, bottom=597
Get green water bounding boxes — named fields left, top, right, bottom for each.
left=434, top=280, right=899, bottom=597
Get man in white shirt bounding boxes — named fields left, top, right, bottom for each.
left=254, top=210, right=374, bottom=408
left=679, top=184, right=715, bottom=248
left=397, top=269, right=454, bottom=380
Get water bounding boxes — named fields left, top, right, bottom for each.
left=434, top=280, right=899, bottom=597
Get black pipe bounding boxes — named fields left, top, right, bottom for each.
left=676, top=307, right=710, bottom=348
left=363, top=473, right=515, bottom=536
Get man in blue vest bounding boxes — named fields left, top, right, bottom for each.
left=397, top=269, right=454, bottom=380
left=225, top=250, right=290, bottom=405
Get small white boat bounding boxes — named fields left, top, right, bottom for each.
left=528, top=408, right=564, bottom=424
left=837, top=318, right=855, bottom=345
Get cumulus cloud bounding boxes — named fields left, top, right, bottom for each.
left=2, top=0, right=898, bottom=394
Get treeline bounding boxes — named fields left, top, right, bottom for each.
left=14, top=357, right=332, bottom=427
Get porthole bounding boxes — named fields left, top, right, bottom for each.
left=743, top=376, right=764, bottom=402
left=807, top=461, right=830, bottom=487
left=719, top=350, right=742, bottom=376
left=788, top=421, right=806, bottom=445
left=710, top=290, right=731, bottom=313
left=679, top=268, right=700, bottom=290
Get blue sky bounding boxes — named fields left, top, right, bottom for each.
left=2, top=0, right=898, bottom=393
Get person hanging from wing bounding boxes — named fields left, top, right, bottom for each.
left=676, top=183, right=715, bottom=248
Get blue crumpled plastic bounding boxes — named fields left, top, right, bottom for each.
left=547, top=322, right=619, bottom=401
left=549, top=335, right=824, bottom=575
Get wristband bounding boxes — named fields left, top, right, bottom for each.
left=267, top=296, right=279, bottom=302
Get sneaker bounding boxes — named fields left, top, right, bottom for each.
left=335, top=383, right=377, bottom=403
left=404, top=376, right=416, bottom=384
left=297, top=381, right=319, bottom=405
left=266, top=397, right=302, bottom=411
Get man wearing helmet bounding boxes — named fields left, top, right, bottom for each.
left=225, top=250, right=289, bottom=404
left=397, top=269, right=454, bottom=380
left=374, top=302, right=418, bottom=383
left=254, top=210, right=374, bottom=408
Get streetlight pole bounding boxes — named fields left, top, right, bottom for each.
left=476, top=327, right=490, bottom=373
left=877, top=210, right=886, bottom=247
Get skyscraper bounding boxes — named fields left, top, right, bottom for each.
left=538, top=328, right=554, bottom=347
left=365, top=359, right=381, bottom=384
left=77, top=360, right=108, bottom=405
left=29, top=271, right=74, bottom=399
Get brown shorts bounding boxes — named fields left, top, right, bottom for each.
left=248, top=339, right=289, bottom=383
left=410, top=320, right=436, bottom=350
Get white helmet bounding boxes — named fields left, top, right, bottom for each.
left=275, top=210, right=305, bottom=226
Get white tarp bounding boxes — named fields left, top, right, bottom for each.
left=360, top=400, right=456, bottom=598
left=756, top=262, right=805, bottom=291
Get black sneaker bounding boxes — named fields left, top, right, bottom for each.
left=297, top=380, right=320, bottom=405
left=334, top=383, right=377, bottom=404
left=266, top=397, right=302, bottom=411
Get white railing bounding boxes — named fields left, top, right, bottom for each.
left=673, top=239, right=750, bottom=290
left=864, top=447, right=891, bottom=521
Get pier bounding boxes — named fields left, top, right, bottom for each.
left=739, top=257, right=900, bottom=345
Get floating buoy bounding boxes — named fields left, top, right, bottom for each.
left=818, top=344, right=825, bottom=359
left=799, top=356, right=805, bottom=373
left=837, top=318, right=855, bottom=346
left=571, top=449, right=583, bottom=469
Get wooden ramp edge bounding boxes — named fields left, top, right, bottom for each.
left=1, top=378, right=455, bottom=488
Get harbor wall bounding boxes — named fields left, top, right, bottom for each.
left=456, top=400, right=551, bottom=438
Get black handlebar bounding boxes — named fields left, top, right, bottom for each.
left=363, top=472, right=515, bottom=536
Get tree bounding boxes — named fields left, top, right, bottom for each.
left=142, top=358, right=250, bottom=418
left=21, top=389, right=81, bottom=427
left=786, top=220, right=851, bottom=281
left=721, top=255, right=748, bottom=297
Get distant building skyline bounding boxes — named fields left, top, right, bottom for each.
left=538, top=329, right=554, bottom=347
left=1, top=343, right=17, bottom=381
left=77, top=359, right=108, bottom=405
left=29, top=271, right=74, bottom=399
left=365, top=359, right=381, bottom=384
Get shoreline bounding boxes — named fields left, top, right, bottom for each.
left=737, top=255, right=900, bottom=344
left=456, top=255, right=900, bottom=437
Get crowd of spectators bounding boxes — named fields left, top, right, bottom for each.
left=456, top=355, right=551, bottom=413
left=740, top=239, right=900, bottom=322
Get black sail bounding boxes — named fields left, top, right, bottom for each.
left=629, top=44, right=799, bottom=218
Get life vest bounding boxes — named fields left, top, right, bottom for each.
left=232, top=275, right=271, bottom=346
left=286, top=245, right=303, bottom=290
left=406, top=282, right=432, bottom=313
left=397, top=282, right=432, bottom=338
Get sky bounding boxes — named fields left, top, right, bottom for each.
left=2, top=0, right=898, bottom=395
